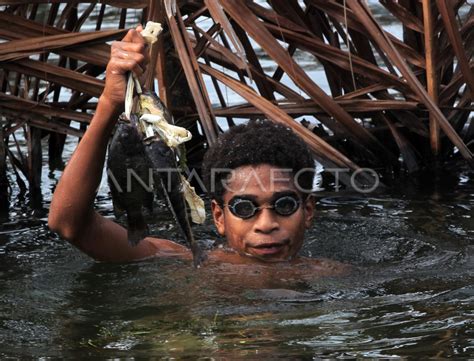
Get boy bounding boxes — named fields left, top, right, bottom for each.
left=48, top=28, right=344, bottom=272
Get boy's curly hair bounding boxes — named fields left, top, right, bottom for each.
left=202, top=120, right=314, bottom=203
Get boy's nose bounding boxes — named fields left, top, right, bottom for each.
left=252, top=208, right=279, bottom=234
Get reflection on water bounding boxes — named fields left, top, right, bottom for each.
left=0, top=160, right=472, bottom=358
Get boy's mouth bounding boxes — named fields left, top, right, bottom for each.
left=247, top=240, right=289, bottom=256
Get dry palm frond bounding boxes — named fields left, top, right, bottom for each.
left=0, top=1, right=147, bottom=8
left=200, top=63, right=361, bottom=172
left=164, top=0, right=218, bottom=144
left=347, top=0, right=473, bottom=166
left=0, top=0, right=472, bottom=198
left=437, top=0, right=474, bottom=100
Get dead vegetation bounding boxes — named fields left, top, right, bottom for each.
left=0, top=0, right=472, bottom=207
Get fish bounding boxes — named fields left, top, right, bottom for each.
left=144, top=138, right=206, bottom=267
left=107, top=21, right=206, bottom=266
left=107, top=118, right=153, bottom=245
left=138, top=91, right=206, bottom=267
left=108, top=96, right=206, bottom=267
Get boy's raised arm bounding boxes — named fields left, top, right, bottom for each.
left=48, top=28, right=183, bottom=261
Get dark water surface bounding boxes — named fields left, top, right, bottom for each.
left=0, top=157, right=472, bottom=358
left=1, top=2, right=473, bottom=357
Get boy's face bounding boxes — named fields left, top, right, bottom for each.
left=211, top=164, right=314, bottom=261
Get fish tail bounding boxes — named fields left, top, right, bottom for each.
left=126, top=211, right=149, bottom=246
left=190, top=243, right=207, bottom=268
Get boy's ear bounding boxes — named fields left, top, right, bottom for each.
left=303, top=194, right=315, bottom=229
left=211, top=200, right=225, bottom=236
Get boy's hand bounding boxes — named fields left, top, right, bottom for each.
left=102, top=25, right=150, bottom=107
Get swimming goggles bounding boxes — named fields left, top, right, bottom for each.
left=225, top=195, right=302, bottom=219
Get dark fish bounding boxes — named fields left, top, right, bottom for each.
left=139, top=91, right=205, bottom=266
left=107, top=90, right=205, bottom=266
left=144, top=139, right=206, bottom=267
left=107, top=120, right=153, bottom=245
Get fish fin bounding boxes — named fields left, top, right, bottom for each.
left=126, top=212, right=149, bottom=246
left=191, top=243, right=207, bottom=268
left=128, top=226, right=149, bottom=247
left=144, top=191, right=154, bottom=213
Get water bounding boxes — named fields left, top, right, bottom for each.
left=1, top=2, right=473, bottom=358
left=0, top=135, right=472, bottom=358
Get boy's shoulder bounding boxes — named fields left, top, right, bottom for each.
left=147, top=238, right=350, bottom=277
left=203, top=246, right=350, bottom=275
